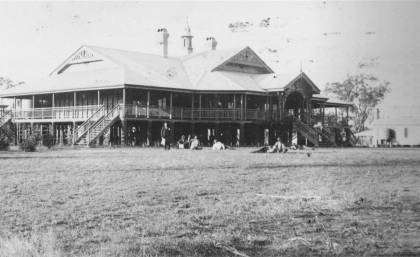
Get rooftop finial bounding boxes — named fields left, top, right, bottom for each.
left=185, top=17, right=191, bottom=33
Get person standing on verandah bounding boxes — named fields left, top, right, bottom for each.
left=161, top=122, right=171, bottom=150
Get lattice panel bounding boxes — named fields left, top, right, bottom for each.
left=70, top=50, right=96, bottom=62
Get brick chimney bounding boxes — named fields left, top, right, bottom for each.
left=156, top=28, right=170, bottom=58
left=205, top=37, right=217, bottom=51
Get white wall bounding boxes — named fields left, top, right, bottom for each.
left=373, top=125, right=420, bottom=146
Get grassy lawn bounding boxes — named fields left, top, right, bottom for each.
left=0, top=146, right=419, bottom=256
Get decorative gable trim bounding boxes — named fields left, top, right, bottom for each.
left=212, top=47, right=274, bottom=74
left=68, top=49, right=99, bottom=64
left=49, top=46, right=115, bottom=76
left=283, top=72, right=321, bottom=94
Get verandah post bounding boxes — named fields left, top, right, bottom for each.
left=147, top=90, right=150, bottom=118
left=233, top=94, right=236, bottom=120
left=52, top=93, right=55, bottom=119
left=191, top=93, right=194, bottom=120
left=239, top=122, right=245, bottom=146
left=170, top=92, right=173, bottom=119
left=74, top=92, right=76, bottom=119
left=240, top=95, right=243, bottom=120
left=32, top=95, right=34, bottom=119
left=198, top=94, right=201, bottom=120
left=244, top=94, right=247, bottom=121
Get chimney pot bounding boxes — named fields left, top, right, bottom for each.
left=205, top=37, right=217, bottom=51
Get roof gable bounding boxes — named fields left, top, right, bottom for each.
left=283, top=72, right=321, bottom=94
left=212, top=47, right=274, bottom=74
left=50, top=46, right=120, bottom=76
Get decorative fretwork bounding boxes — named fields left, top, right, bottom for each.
left=70, top=50, right=96, bottom=63
left=231, top=49, right=263, bottom=65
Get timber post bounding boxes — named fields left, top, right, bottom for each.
left=170, top=121, right=175, bottom=145
left=288, top=125, right=293, bottom=146
left=121, top=118, right=127, bottom=146
left=72, top=121, right=76, bottom=146
left=198, top=94, right=201, bottom=120
left=239, top=122, right=245, bottom=146
left=191, top=122, right=195, bottom=137
left=146, top=120, right=152, bottom=146
left=191, top=93, right=194, bottom=120
left=215, top=122, right=220, bottom=141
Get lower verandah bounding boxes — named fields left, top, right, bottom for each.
left=4, top=88, right=349, bottom=146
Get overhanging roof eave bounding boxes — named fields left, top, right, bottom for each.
left=0, top=84, right=126, bottom=97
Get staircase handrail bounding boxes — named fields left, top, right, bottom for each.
left=85, top=104, right=121, bottom=143
left=302, top=112, right=335, bottom=142
left=286, top=113, right=317, bottom=139
left=349, top=130, right=360, bottom=146
left=74, top=105, right=105, bottom=137
left=0, top=110, right=12, bottom=124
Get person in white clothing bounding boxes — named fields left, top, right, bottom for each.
left=212, top=139, right=225, bottom=150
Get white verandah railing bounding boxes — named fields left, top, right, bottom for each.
left=123, top=104, right=272, bottom=121
left=12, top=105, right=102, bottom=120
left=11, top=104, right=276, bottom=121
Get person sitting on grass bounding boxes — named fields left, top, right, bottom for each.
left=177, top=135, right=189, bottom=149
left=251, top=137, right=287, bottom=153
left=190, top=135, right=202, bottom=150
left=212, top=139, right=225, bottom=150
left=267, top=137, right=287, bottom=153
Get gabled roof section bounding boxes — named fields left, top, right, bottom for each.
left=89, top=46, right=193, bottom=90
left=283, top=72, right=321, bottom=93
left=195, top=71, right=266, bottom=92
left=254, top=72, right=320, bottom=94
left=212, top=47, right=274, bottom=74
left=181, top=47, right=245, bottom=88
left=50, top=46, right=117, bottom=75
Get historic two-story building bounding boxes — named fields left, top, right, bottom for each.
left=0, top=24, right=354, bottom=147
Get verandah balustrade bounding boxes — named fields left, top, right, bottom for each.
left=12, top=105, right=102, bottom=120
left=11, top=104, right=278, bottom=121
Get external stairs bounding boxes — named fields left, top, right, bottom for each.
left=0, top=110, right=12, bottom=130
left=73, top=105, right=121, bottom=147
left=287, top=113, right=336, bottom=147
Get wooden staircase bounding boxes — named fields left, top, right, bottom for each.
left=302, top=112, right=336, bottom=146
left=0, top=110, right=12, bottom=130
left=0, top=110, right=15, bottom=142
left=286, top=113, right=336, bottom=147
left=348, top=129, right=360, bottom=146
left=73, top=105, right=121, bottom=147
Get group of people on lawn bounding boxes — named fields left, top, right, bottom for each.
left=161, top=122, right=296, bottom=153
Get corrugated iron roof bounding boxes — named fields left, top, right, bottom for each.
left=0, top=44, right=351, bottom=111
left=195, top=71, right=266, bottom=92
left=88, top=46, right=193, bottom=90
left=181, top=47, right=245, bottom=87
left=1, top=67, right=125, bottom=96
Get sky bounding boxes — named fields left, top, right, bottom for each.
left=1, top=1, right=419, bottom=118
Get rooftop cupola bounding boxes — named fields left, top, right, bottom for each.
left=181, top=20, right=193, bottom=55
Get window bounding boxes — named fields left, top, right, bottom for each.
left=404, top=128, right=408, bottom=138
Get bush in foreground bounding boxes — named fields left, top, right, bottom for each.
left=0, top=137, right=10, bottom=151
left=42, top=134, right=54, bottom=149
left=19, top=132, right=42, bottom=152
